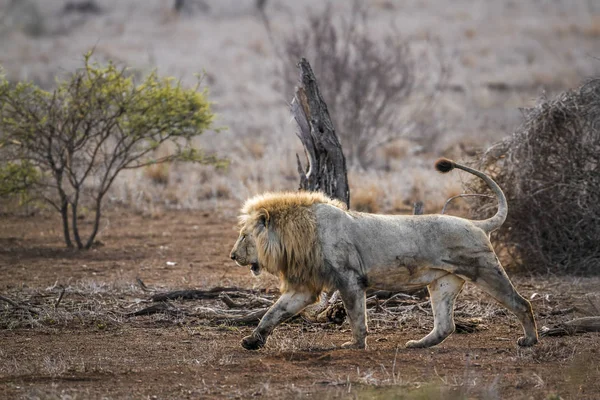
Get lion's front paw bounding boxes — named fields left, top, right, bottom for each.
left=341, top=340, right=366, bottom=350
left=405, top=339, right=426, bottom=349
left=241, top=335, right=265, bottom=350
left=517, top=335, right=538, bottom=347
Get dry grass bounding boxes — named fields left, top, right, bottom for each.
left=0, top=0, right=598, bottom=266
left=516, top=339, right=577, bottom=364
left=351, top=185, right=383, bottom=213
left=0, top=276, right=552, bottom=340
left=554, top=15, right=600, bottom=38
left=580, top=15, right=600, bottom=37
left=144, top=163, right=171, bottom=185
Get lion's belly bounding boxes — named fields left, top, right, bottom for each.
left=366, top=265, right=448, bottom=291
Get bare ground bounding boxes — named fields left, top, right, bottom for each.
left=1, top=209, right=599, bottom=399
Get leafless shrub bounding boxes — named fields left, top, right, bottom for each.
left=467, top=78, right=600, bottom=274
left=275, top=2, right=446, bottom=169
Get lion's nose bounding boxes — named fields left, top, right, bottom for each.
left=230, top=253, right=236, bottom=260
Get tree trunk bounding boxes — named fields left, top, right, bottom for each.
left=84, top=196, right=103, bottom=249
left=60, top=201, right=73, bottom=248
left=291, top=58, right=350, bottom=208
left=173, top=0, right=185, bottom=12
left=71, top=191, right=83, bottom=249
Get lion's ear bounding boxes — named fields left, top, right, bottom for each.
left=257, top=208, right=270, bottom=229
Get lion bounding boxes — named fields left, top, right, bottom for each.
left=230, top=158, right=538, bottom=350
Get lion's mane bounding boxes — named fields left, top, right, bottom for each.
left=240, top=191, right=346, bottom=293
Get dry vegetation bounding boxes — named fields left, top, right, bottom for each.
left=274, top=1, right=446, bottom=169
left=1, top=238, right=599, bottom=399
left=467, top=79, right=600, bottom=275
left=0, top=0, right=597, bottom=215
left=1, top=1, right=600, bottom=399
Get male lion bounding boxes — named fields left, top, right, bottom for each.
left=230, top=158, right=538, bottom=350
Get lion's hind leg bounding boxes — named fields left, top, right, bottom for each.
left=405, top=274, right=464, bottom=348
left=448, top=255, right=538, bottom=347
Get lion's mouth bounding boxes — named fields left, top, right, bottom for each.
left=250, top=262, right=261, bottom=276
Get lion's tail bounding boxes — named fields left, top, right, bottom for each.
left=434, top=158, right=507, bottom=234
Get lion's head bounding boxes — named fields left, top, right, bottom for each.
left=230, top=191, right=346, bottom=293
left=230, top=216, right=262, bottom=276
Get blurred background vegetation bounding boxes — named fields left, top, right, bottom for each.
left=0, top=0, right=598, bottom=273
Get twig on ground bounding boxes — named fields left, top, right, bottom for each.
left=136, top=277, right=154, bottom=293
left=380, top=292, right=419, bottom=307
left=586, top=295, right=600, bottom=315
left=54, top=286, right=66, bottom=309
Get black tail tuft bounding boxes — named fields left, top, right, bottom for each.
left=435, top=158, right=455, bottom=173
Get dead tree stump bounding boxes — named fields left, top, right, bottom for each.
left=291, top=58, right=350, bottom=207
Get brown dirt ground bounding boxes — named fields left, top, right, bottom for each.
left=1, top=209, right=599, bottom=399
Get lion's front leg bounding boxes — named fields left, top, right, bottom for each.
left=338, top=282, right=368, bottom=350
left=241, top=291, right=317, bottom=350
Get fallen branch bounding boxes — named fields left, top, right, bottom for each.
left=127, top=302, right=183, bottom=317
left=220, top=294, right=245, bottom=309
left=220, top=294, right=274, bottom=309
left=151, top=287, right=265, bottom=302
left=315, top=301, right=346, bottom=325
left=455, top=318, right=486, bottom=334
left=214, top=308, right=268, bottom=325
left=538, top=307, right=576, bottom=317
left=540, top=316, right=600, bottom=337
left=0, top=294, right=39, bottom=315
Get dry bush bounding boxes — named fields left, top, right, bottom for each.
left=274, top=2, right=445, bottom=169
left=467, top=79, right=600, bottom=275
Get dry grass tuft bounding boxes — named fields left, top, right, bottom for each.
left=351, top=185, right=383, bottom=213
left=580, top=15, right=600, bottom=37
left=555, top=16, right=600, bottom=38
left=144, top=163, right=171, bottom=185
left=198, top=181, right=232, bottom=200
left=244, top=141, right=265, bottom=160
left=516, top=339, right=577, bottom=363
